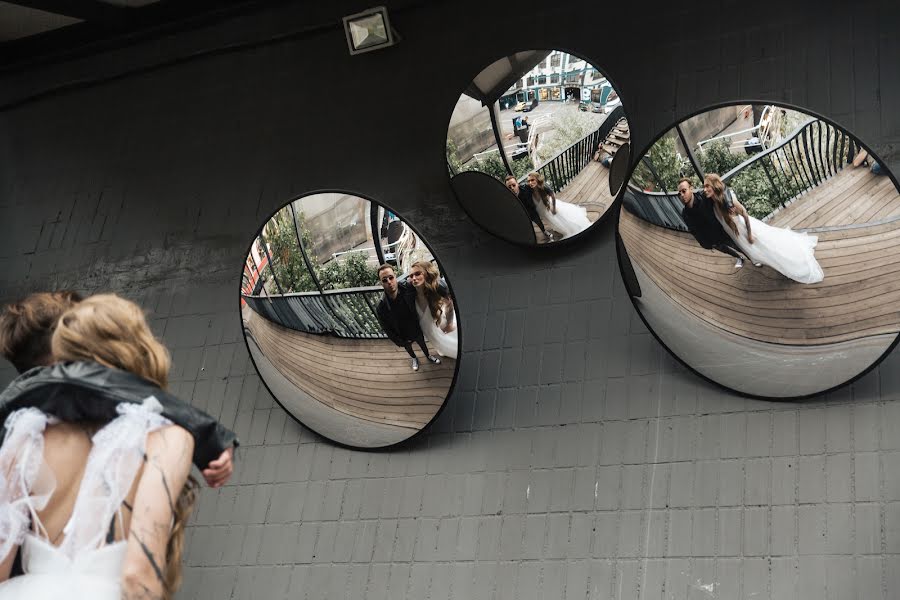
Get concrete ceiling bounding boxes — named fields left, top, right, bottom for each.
left=0, top=0, right=259, bottom=72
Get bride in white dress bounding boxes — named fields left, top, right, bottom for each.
left=526, top=171, right=593, bottom=239
left=704, top=174, right=824, bottom=284
left=408, top=261, right=458, bottom=360
left=0, top=295, right=197, bottom=600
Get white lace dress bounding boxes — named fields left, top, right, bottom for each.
left=416, top=296, right=458, bottom=359
left=0, top=398, right=171, bottom=599
left=533, top=196, right=592, bottom=239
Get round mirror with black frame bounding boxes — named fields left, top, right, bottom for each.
left=446, top=49, right=630, bottom=246
left=616, top=102, right=900, bottom=399
left=240, top=192, right=461, bottom=448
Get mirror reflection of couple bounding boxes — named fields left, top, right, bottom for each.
left=0, top=292, right=237, bottom=599
left=679, top=173, right=824, bottom=284
left=505, top=172, right=592, bottom=241
left=376, top=261, right=458, bottom=371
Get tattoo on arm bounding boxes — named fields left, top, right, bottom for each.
left=131, top=529, right=166, bottom=585
left=121, top=581, right=164, bottom=600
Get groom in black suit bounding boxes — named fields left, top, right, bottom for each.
left=375, top=264, right=441, bottom=371
left=676, top=178, right=754, bottom=268
left=505, top=176, right=553, bottom=241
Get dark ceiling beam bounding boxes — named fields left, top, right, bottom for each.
left=0, top=0, right=266, bottom=72
left=5, top=0, right=127, bottom=23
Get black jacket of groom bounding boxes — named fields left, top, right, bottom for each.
left=681, top=191, right=737, bottom=250
left=376, top=279, right=450, bottom=347
left=0, top=361, right=239, bottom=469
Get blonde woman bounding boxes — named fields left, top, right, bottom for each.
left=526, top=171, right=592, bottom=239
left=408, top=261, right=458, bottom=359
left=0, top=294, right=197, bottom=600
left=704, top=173, right=823, bottom=284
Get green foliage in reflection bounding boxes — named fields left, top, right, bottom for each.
left=534, top=111, right=604, bottom=165
left=629, top=135, right=691, bottom=192
left=447, top=139, right=534, bottom=183
left=262, top=206, right=380, bottom=294
left=699, top=139, right=774, bottom=219
left=318, top=252, right=380, bottom=291
left=263, top=206, right=319, bottom=294
left=629, top=135, right=778, bottom=219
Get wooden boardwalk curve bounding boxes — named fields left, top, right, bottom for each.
left=619, top=208, right=900, bottom=346
left=766, top=166, right=900, bottom=229
left=534, top=118, right=629, bottom=240
left=244, top=309, right=455, bottom=430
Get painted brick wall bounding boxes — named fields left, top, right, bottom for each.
left=1, top=1, right=899, bottom=598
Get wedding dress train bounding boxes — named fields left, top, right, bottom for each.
left=715, top=211, right=824, bottom=284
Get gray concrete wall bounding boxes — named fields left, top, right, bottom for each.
left=1, top=1, right=899, bottom=598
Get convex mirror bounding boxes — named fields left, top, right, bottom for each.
left=241, top=193, right=460, bottom=447
left=617, top=103, right=900, bottom=398
left=447, top=49, right=629, bottom=245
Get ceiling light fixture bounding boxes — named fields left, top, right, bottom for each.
left=343, top=6, right=395, bottom=55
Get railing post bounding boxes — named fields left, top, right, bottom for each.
left=488, top=100, right=514, bottom=177
left=370, top=203, right=385, bottom=266
left=288, top=202, right=325, bottom=294
left=759, top=161, right=784, bottom=207
left=287, top=200, right=356, bottom=336
left=676, top=123, right=704, bottom=181
left=641, top=156, right=670, bottom=195
left=258, top=231, right=285, bottom=295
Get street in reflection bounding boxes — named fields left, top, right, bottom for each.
left=447, top=49, right=629, bottom=244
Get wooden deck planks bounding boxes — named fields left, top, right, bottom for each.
left=245, top=310, right=455, bottom=429
left=619, top=209, right=900, bottom=345
left=766, top=167, right=900, bottom=229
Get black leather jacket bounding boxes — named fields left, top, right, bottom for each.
left=0, top=361, right=239, bottom=468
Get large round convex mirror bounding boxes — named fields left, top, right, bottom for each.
left=240, top=193, right=460, bottom=447
left=617, top=103, right=900, bottom=398
left=447, top=49, right=630, bottom=245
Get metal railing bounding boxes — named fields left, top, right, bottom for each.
left=622, top=187, right=688, bottom=231
left=624, top=117, right=863, bottom=230
left=529, top=105, right=626, bottom=192
left=720, top=118, right=860, bottom=210
left=242, top=286, right=387, bottom=339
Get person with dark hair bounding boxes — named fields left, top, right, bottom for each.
left=0, top=292, right=237, bottom=485
left=504, top=175, right=552, bottom=241
left=374, top=264, right=442, bottom=371
left=676, top=177, right=753, bottom=268
left=0, top=291, right=83, bottom=374
left=703, top=173, right=823, bottom=284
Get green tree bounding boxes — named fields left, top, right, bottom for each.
left=699, top=138, right=776, bottom=219
left=262, top=206, right=319, bottom=294
left=698, top=138, right=745, bottom=175
left=262, top=205, right=382, bottom=295
left=318, top=252, right=379, bottom=291
left=446, top=139, right=464, bottom=175
left=534, top=111, right=603, bottom=165
left=448, top=138, right=535, bottom=183
left=630, top=134, right=691, bottom=192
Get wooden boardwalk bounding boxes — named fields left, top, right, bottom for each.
left=244, top=310, right=455, bottom=430
left=619, top=208, right=900, bottom=346
left=766, top=166, right=900, bottom=229
left=533, top=118, right=629, bottom=241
